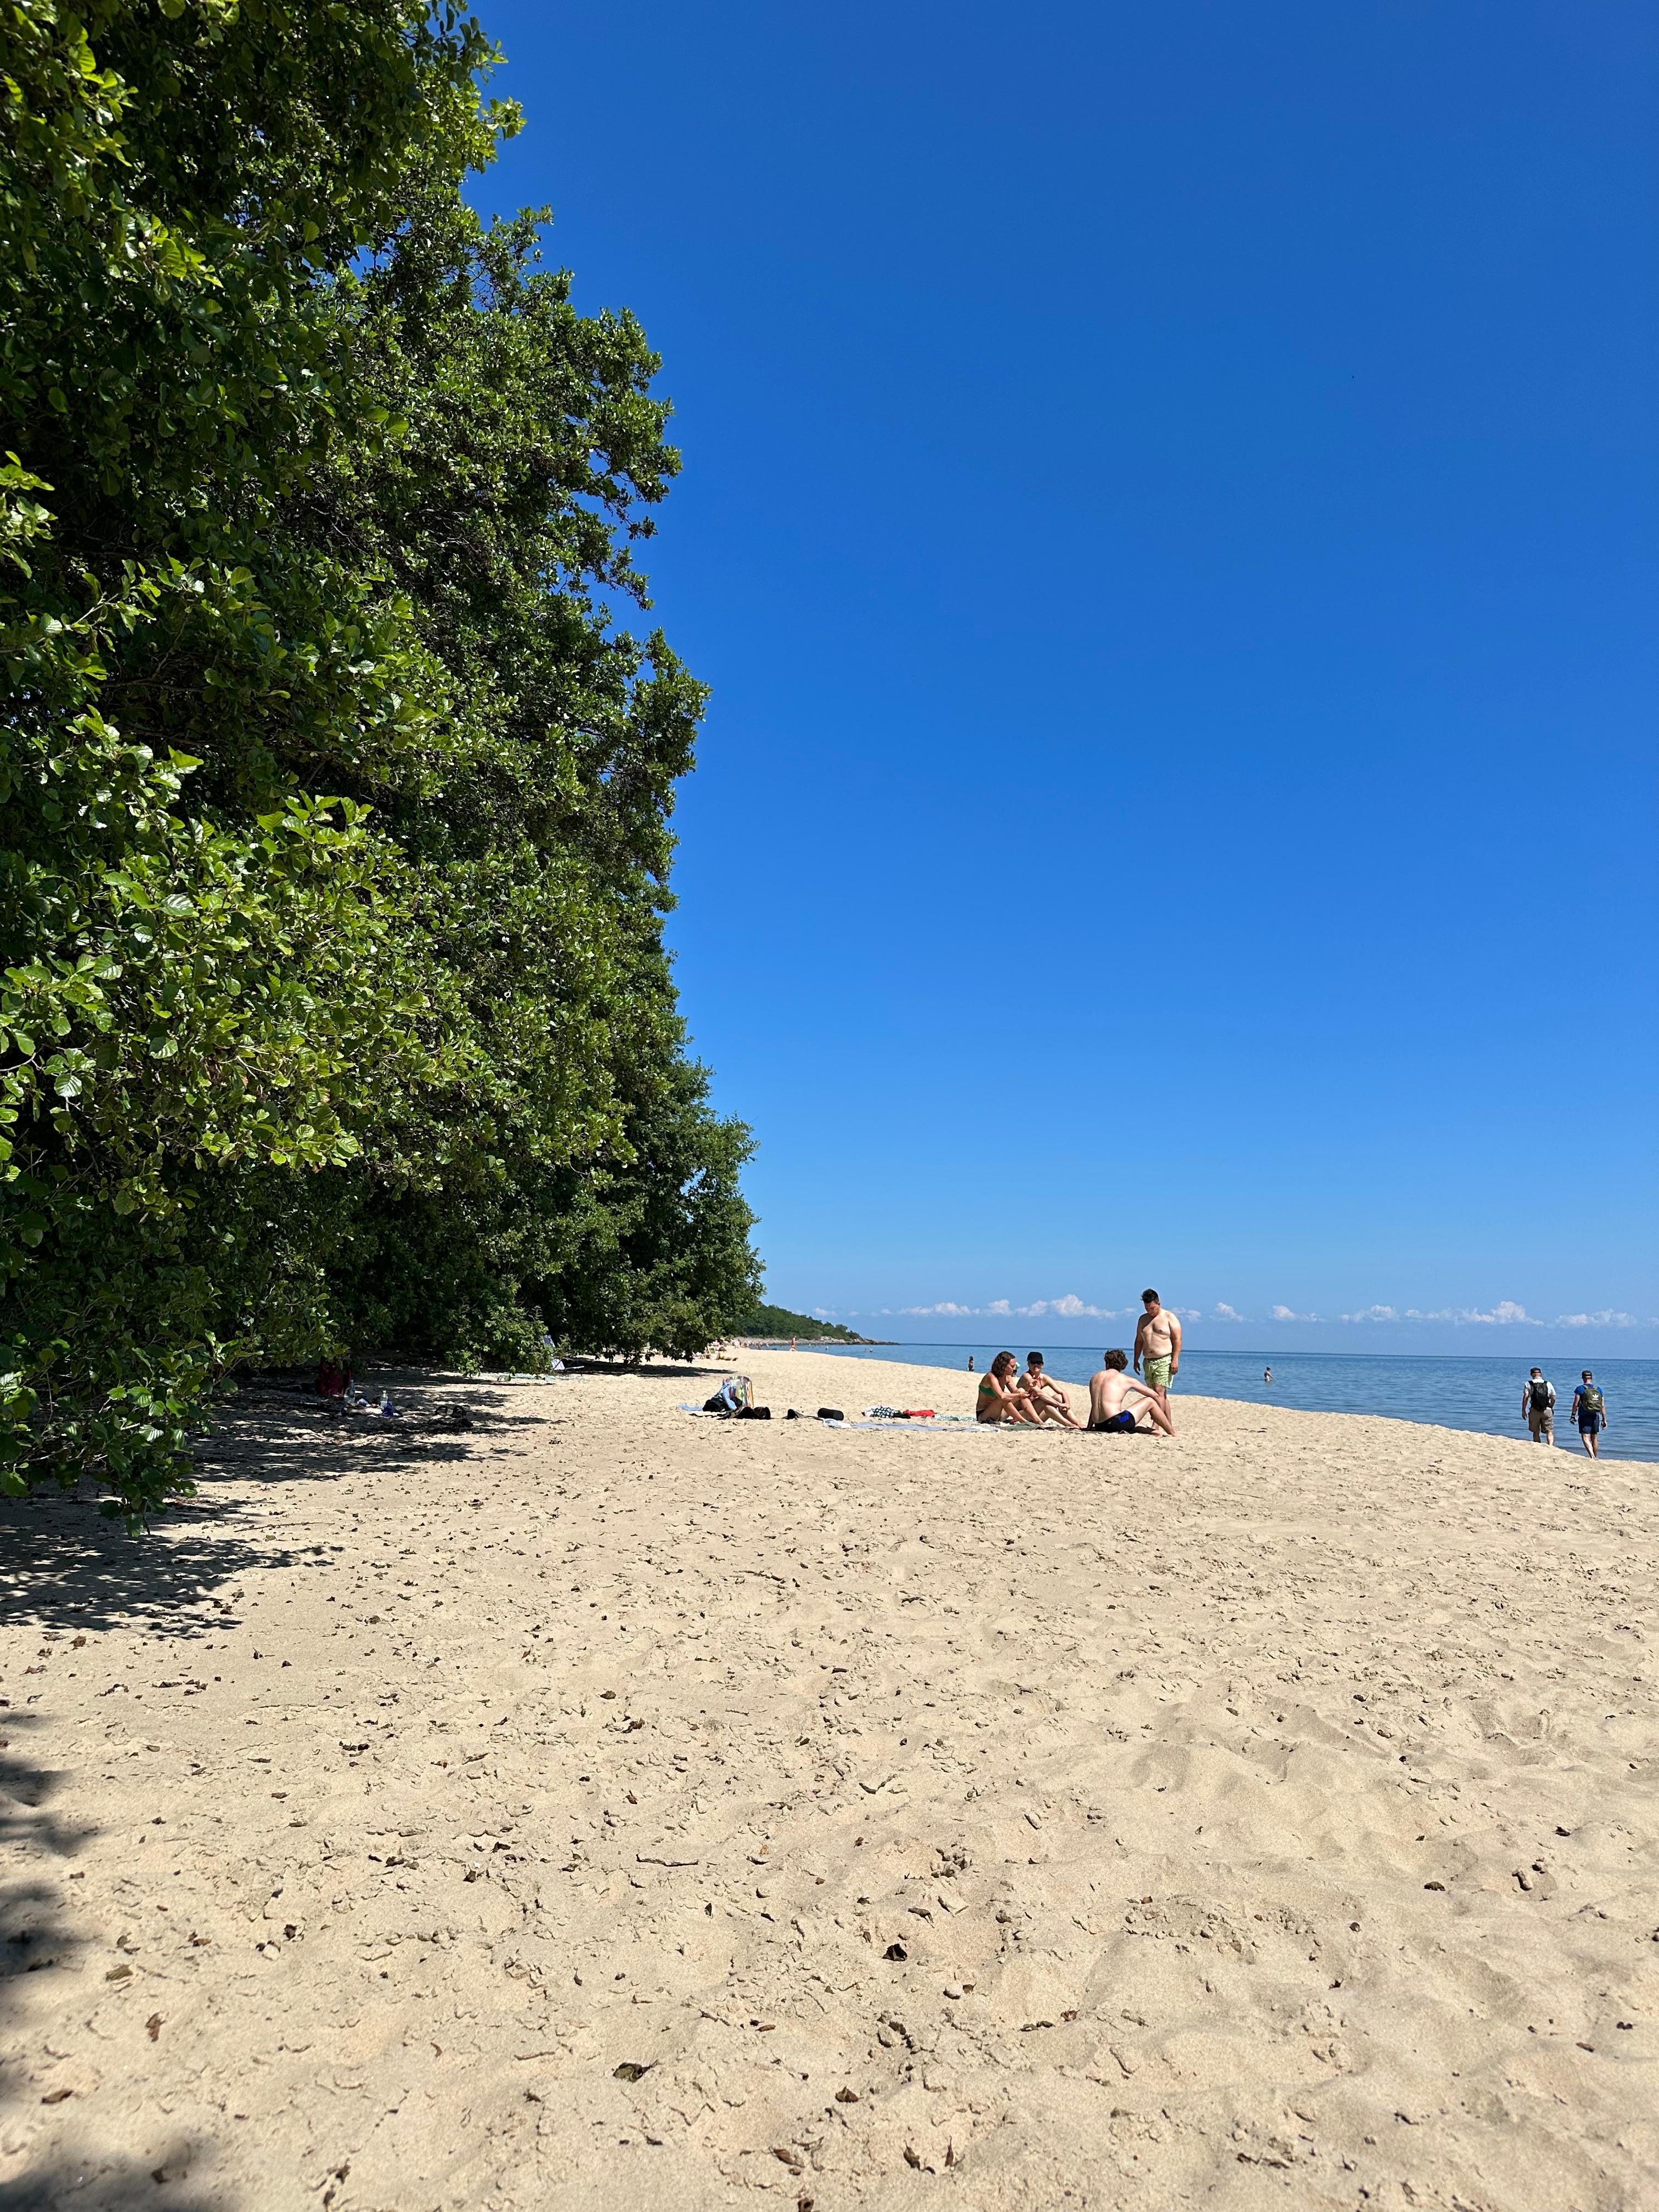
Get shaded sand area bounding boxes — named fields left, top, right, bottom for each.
left=3, top=1347, right=1657, bottom=2211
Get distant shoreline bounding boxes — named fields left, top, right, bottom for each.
left=773, top=1338, right=1659, bottom=1365
left=732, top=1336, right=895, bottom=1348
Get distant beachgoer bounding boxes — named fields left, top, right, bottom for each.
left=1263, top=1366, right=1272, bottom=1384
left=976, top=1351, right=1042, bottom=1425
left=967, top=1355, right=974, bottom=1373
left=1087, top=1350, right=1175, bottom=1436
left=1571, top=1370, right=1606, bottom=1459
left=1133, top=1290, right=1181, bottom=1400
left=1522, top=1367, right=1555, bottom=1445
left=1022, top=1352, right=1082, bottom=1430
left=790, top=1336, right=797, bottom=1351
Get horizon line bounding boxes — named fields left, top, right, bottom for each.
left=810, top=1338, right=1657, bottom=1362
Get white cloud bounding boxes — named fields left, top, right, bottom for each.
left=892, top=1293, right=1132, bottom=1322
left=996, top=1294, right=1124, bottom=1321
left=1402, top=1301, right=1534, bottom=1326
left=871, top=1295, right=1649, bottom=1333
left=1012, top=1294, right=1126, bottom=1319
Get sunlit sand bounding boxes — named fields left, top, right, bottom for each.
left=4, top=1347, right=1655, bottom=2208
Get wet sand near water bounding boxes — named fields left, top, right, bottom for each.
left=3, top=1346, right=1656, bottom=2209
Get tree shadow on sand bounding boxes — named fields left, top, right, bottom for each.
left=0, top=1707, right=89, bottom=2041
left=0, top=1370, right=541, bottom=1641
left=0, top=1364, right=596, bottom=2211
left=0, top=2140, right=225, bottom=2210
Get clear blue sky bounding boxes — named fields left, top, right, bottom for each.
left=472, top=2, right=1657, bottom=1355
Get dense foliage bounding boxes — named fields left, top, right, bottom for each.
left=732, top=1305, right=870, bottom=1344
left=1, top=1, right=758, bottom=1520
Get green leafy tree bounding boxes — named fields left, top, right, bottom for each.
left=301, top=194, right=760, bottom=1368
left=1, top=3, right=757, bottom=1520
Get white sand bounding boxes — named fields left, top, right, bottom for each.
left=3, top=1346, right=1656, bottom=2210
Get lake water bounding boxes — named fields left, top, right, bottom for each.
left=802, top=1342, right=1659, bottom=1462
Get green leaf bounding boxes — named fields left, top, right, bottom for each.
left=0, top=0, right=753, bottom=1520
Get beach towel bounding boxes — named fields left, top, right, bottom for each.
left=842, top=1415, right=1001, bottom=1430
left=679, top=1405, right=994, bottom=1431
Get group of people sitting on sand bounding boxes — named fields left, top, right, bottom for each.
left=974, top=1291, right=1181, bottom=1436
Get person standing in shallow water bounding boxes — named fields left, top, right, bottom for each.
left=1571, top=1370, right=1607, bottom=1458
left=1522, top=1367, right=1555, bottom=1445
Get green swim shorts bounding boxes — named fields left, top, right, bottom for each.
left=1143, top=1355, right=1172, bottom=1392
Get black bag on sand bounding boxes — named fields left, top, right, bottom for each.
left=817, top=1407, right=844, bottom=1421
left=735, top=1404, right=771, bottom=1420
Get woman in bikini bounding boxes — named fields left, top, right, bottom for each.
left=976, top=1351, right=1045, bottom=1425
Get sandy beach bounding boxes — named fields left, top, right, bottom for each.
left=3, top=1346, right=1656, bottom=2211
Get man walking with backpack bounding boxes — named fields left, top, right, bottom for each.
left=1570, top=1371, right=1607, bottom=1458
left=1522, top=1367, right=1556, bottom=1445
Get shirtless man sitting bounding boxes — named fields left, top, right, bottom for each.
left=1022, top=1352, right=1082, bottom=1429
left=1087, top=1349, right=1175, bottom=1436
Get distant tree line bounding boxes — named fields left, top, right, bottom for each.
left=732, top=1306, right=871, bottom=1344
left=1, top=3, right=759, bottom=1520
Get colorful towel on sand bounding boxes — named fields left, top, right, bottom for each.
left=676, top=1405, right=991, bottom=1431
left=848, top=1413, right=991, bottom=1430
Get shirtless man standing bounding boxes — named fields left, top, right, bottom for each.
left=1087, top=1350, right=1175, bottom=1436
left=1133, top=1289, right=1181, bottom=1404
